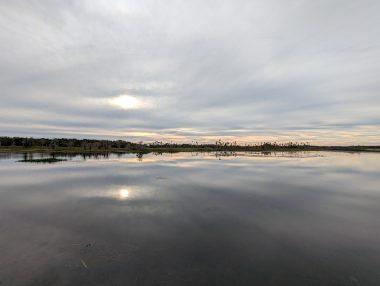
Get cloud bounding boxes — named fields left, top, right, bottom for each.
left=0, top=0, right=379, bottom=144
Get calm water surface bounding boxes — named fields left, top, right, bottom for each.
left=0, top=152, right=379, bottom=286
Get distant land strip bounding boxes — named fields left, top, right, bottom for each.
left=0, top=136, right=379, bottom=154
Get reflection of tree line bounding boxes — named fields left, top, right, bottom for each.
left=19, top=151, right=150, bottom=160
left=213, top=151, right=320, bottom=159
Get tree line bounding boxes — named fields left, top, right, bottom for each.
left=0, top=137, right=140, bottom=150
left=0, top=136, right=311, bottom=151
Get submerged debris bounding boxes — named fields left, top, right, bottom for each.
left=80, top=259, right=88, bottom=269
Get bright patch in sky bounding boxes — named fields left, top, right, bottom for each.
left=109, top=95, right=142, bottom=110
left=119, top=188, right=129, bottom=199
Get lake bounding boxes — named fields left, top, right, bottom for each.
left=0, top=152, right=379, bottom=286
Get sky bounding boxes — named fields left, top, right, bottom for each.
left=1, top=0, right=379, bottom=145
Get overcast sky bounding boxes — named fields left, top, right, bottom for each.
left=1, top=0, right=379, bottom=144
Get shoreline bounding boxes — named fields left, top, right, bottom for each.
left=1, top=146, right=379, bottom=154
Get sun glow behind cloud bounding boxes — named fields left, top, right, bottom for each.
left=119, top=188, right=130, bottom=199
left=109, top=95, right=143, bottom=110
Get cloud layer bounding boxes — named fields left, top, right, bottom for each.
left=1, top=0, right=379, bottom=144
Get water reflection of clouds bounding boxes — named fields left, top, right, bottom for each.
left=1, top=152, right=380, bottom=286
